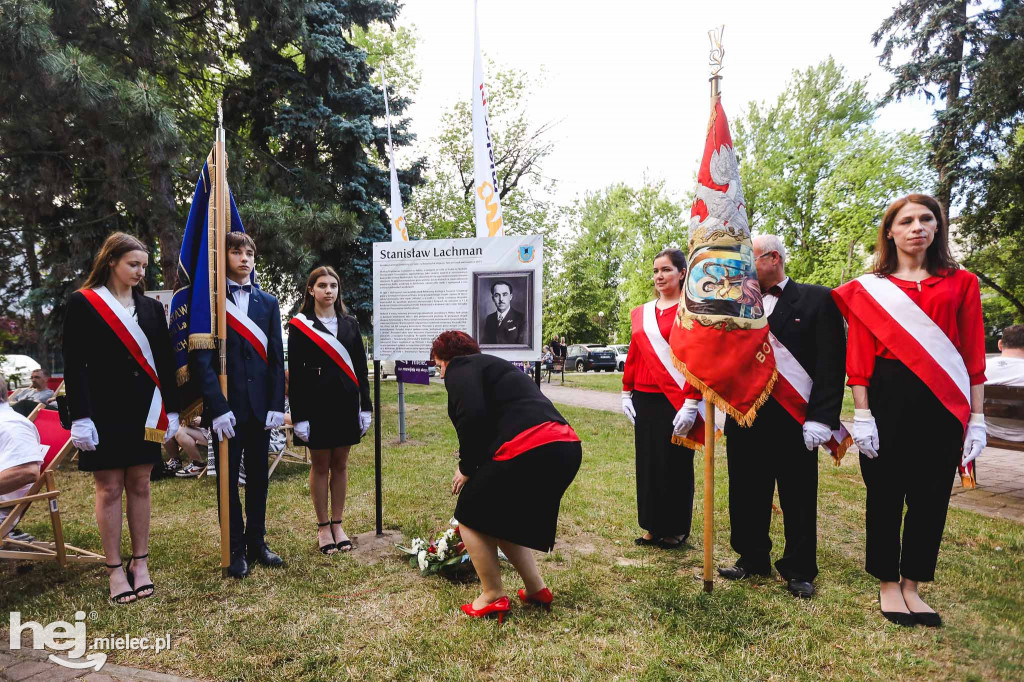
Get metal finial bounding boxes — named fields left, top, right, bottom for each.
left=708, top=25, right=725, bottom=78
left=217, top=100, right=223, bottom=129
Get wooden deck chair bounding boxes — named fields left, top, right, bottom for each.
left=268, top=424, right=311, bottom=479
left=0, top=409, right=105, bottom=566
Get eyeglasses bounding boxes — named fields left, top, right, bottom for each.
left=754, top=251, right=778, bottom=261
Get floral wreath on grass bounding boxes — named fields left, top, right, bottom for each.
left=397, top=518, right=471, bottom=576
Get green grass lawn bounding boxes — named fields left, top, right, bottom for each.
left=559, top=370, right=624, bottom=394
left=2, top=381, right=1022, bottom=680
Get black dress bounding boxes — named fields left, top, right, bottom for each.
left=288, top=314, right=372, bottom=449
left=62, top=289, right=180, bottom=472
left=444, top=354, right=582, bottom=551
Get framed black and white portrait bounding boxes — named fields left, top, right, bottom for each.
left=472, top=271, right=535, bottom=350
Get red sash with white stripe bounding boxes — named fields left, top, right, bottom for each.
left=833, top=275, right=972, bottom=432
left=288, top=314, right=359, bottom=389
left=226, top=298, right=268, bottom=364
left=630, top=302, right=712, bottom=449
left=80, top=287, right=168, bottom=443
left=768, top=332, right=852, bottom=464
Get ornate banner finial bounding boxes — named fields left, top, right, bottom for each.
left=708, top=25, right=725, bottom=79
left=217, top=100, right=223, bottom=129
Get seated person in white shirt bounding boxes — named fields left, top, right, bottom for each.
left=985, top=324, right=1024, bottom=442
left=0, top=372, right=44, bottom=537
left=9, top=368, right=56, bottom=417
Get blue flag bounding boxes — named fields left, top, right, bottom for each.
left=170, top=154, right=250, bottom=419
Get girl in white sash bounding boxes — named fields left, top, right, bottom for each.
left=833, top=195, right=987, bottom=627
left=621, top=248, right=702, bottom=549
left=63, top=233, right=180, bottom=605
left=288, top=266, right=372, bottom=555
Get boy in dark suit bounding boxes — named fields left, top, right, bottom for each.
left=194, top=232, right=286, bottom=578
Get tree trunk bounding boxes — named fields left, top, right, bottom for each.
left=150, top=159, right=180, bottom=289
left=936, top=0, right=968, bottom=214
left=975, top=270, right=1024, bottom=322
left=21, top=225, right=49, bottom=370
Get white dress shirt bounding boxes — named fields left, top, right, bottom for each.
left=762, top=276, right=790, bottom=318
left=229, top=278, right=251, bottom=317
left=0, top=402, right=43, bottom=526
left=318, top=315, right=339, bottom=336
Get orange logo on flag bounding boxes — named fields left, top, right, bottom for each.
left=393, top=216, right=408, bottom=241
left=476, top=182, right=503, bottom=236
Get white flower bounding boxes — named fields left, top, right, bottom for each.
left=437, top=538, right=448, bottom=558
left=443, top=528, right=456, bottom=541
left=417, top=550, right=428, bottom=571
left=411, top=538, right=425, bottom=552
left=449, top=517, right=459, bottom=528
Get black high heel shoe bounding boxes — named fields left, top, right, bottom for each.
left=332, top=520, right=352, bottom=552
left=910, top=611, right=942, bottom=627
left=317, top=521, right=337, bottom=555
left=878, top=589, right=915, bottom=627
left=106, top=561, right=136, bottom=605
left=126, top=553, right=154, bottom=599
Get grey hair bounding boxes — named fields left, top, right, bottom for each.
left=753, top=234, right=786, bottom=265
left=0, top=372, right=7, bottom=402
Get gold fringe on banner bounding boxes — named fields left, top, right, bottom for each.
left=672, top=428, right=723, bottom=451
left=180, top=398, right=203, bottom=425
left=669, top=352, right=777, bottom=427
left=189, top=334, right=217, bottom=350
left=144, top=427, right=165, bottom=443
left=830, top=433, right=854, bottom=466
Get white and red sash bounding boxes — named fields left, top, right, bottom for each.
left=80, top=287, right=168, bottom=442
left=631, top=301, right=712, bottom=449
left=225, top=298, right=268, bottom=364
left=288, top=314, right=359, bottom=389
left=836, top=274, right=972, bottom=433
left=768, top=332, right=852, bottom=464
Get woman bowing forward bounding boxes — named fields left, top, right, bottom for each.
left=288, top=266, right=372, bottom=555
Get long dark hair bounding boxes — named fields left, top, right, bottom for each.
left=299, top=266, right=348, bottom=317
left=873, top=194, right=958, bottom=276
left=81, top=232, right=149, bottom=293
left=653, top=247, right=687, bottom=294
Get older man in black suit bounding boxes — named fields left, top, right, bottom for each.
left=719, top=234, right=846, bottom=599
left=482, top=280, right=526, bottom=344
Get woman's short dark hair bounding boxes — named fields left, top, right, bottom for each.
left=873, top=194, right=958, bottom=277
left=430, top=331, right=481, bottom=362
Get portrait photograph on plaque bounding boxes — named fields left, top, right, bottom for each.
left=472, top=270, right=535, bottom=350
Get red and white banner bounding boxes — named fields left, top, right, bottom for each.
left=288, top=314, right=359, bottom=389
left=631, top=301, right=715, bottom=449
left=833, top=274, right=971, bottom=431
left=81, top=287, right=168, bottom=442
left=225, top=298, right=268, bottom=364
left=768, top=332, right=852, bottom=464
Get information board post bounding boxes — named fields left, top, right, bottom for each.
left=374, top=360, right=383, bottom=535
left=535, top=361, right=541, bottom=387
left=397, top=379, right=406, bottom=443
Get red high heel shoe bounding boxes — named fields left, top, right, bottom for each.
left=518, top=587, right=553, bottom=610
left=460, top=596, right=511, bottom=623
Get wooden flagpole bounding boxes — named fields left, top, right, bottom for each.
left=703, top=25, right=725, bottom=595
left=214, top=102, right=231, bottom=577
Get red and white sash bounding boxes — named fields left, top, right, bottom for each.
left=631, top=301, right=711, bottom=449
left=81, top=287, right=168, bottom=442
left=768, top=332, right=852, bottom=463
left=225, top=298, right=268, bottom=364
left=288, top=314, right=359, bottom=389
left=835, top=274, right=972, bottom=433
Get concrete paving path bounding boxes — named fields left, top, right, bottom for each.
left=1, top=638, right=200, bottom=682
left=540, top=383, right=1024, bottom=524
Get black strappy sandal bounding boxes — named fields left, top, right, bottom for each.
left=106, top=561, right=136, bottom=605
left=126, top=553, right=155, bottom=599
left=317, top=521, right=337, bottom=555
left=332, top=519, right=353, bottom=552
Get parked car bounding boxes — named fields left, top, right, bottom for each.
left=611, top=344, right=629, bottom=372
left=565, top=344, right=617, bottom=372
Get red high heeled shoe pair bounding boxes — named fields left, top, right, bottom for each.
left=460, top=587, right=554, bottom=623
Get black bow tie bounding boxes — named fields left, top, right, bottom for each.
left=762, top=285, right=783, bottom=297
left=229, top=283, right=252, bottom=294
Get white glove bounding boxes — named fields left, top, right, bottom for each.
left=359, top=411, right=372, bottom=436
left=621, top=392, right=636, bottom=426
left=672, top=399, right=700, bottom=436
left=212, top=411, right=236, bottom=441
left=962, top=413, right=987, bottom=466
left=163, top=412, right=180, bottom=443
left=294, top=420, right=310, bottom=442
left=852, top=409, right=879, bottom=459
left=802, top=420, right=832, bottom=451
left=265, top=411, right=285, bottom=430
left=71, top=418, right=99, bottom=452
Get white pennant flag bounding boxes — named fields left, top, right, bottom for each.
left=383, top=72, right=409, bottom=242
left=472, top=0, right=503, bottom=237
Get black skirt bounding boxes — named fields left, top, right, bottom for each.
left=454, top=439, right=582, bottom=552
left=78, top=439, right=162, bottom=472
left=632, top=390, right=695, bottom=538
left=298, top=392, right=362, bottom=449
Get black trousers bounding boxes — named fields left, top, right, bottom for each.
left=725, top=398, right=819, bottom=581
left=213, top=419, right=271, bottom=554
left=861, top=358, right=962, bottom=582
left=633, top=391, right=695, bottom=539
